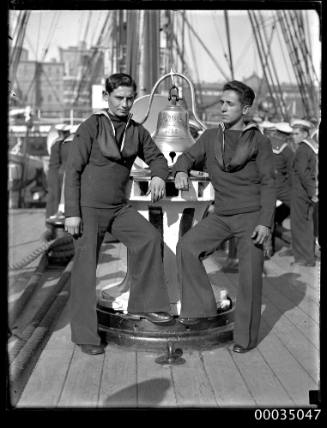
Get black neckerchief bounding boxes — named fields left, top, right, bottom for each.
left=93, top=109, right=132, bottom=160
left=215, top=122, right=260, bottom=172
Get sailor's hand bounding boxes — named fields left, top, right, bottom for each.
left=251, top=225, right=270, bottom=245
left=174, top=172, right=189, bottom=190
left=65, top=216, right=82, bottom=237
left=311, top=195, right=318, bottom=203
left=148, top=176, right=166, bottom=203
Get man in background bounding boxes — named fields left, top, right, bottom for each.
left=290, top=119, right=318, bottom=267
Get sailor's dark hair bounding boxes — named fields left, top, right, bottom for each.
left=105, top=73, right=137, bottom=95
left=223, top=80, right=255, bottom=106
left=293, top=124, right=310, bottom=136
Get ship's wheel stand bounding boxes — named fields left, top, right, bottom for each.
left=97, top=172, right=235, bottom=358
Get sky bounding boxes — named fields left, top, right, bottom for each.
left=9, top=9, right=321, bottom=85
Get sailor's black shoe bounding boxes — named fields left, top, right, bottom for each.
left=178, top=317, right=202, bottom=326
left=232, top=344, right=254, bottom=354
left=79, top=344, right=105, bottom=355
left=129, top=312, right=173, bottom=324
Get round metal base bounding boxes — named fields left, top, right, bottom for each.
left=97, top=301, right=234, bottom=352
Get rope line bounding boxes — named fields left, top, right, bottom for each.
left=9, top=235, right=74, bottom=271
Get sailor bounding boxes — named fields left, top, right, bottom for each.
left=42, top=124, right=70, bottom=241
left=311, top=125, right=320, bottom=250
left=172, top=80, right=276, bottom=353
left=55, top=125, right=79, bottom=214
left=267, top=122, right=294, bottom=254
left=64, top=73, right=173, bottom=355
left=290, top=119, right=318, bottom=266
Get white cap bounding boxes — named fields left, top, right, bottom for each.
left=54, top=123, right=68, bottom=131
left=63, top=124, right=80, bottom=142
left=275, top=122, right=293, bottom=134
left=291, top=119, right=312, bottom=130
left=70, top=124, right=80, bottom=134
left=260, top=121, right=276, bottom=130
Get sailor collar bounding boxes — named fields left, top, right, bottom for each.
left=218, top=121, right=259, bottom=133
left=270, top=135, right=289, bottom=154
left=94, top=109, right=133, bottom=153
left=272, top=143, right=288, bottom=154
left=218, top=121, right=259, bottom=152
left=302, top=138, right=318, bottom=154
left=214, top=121, right=260, bottom=172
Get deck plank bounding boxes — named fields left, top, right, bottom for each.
left=201, top=347, right=256, bottom=407
left=54, top=305, right=105, bottom=410
left=257, top=321, right=318, bottom=407
left=221, top=264, right=319, bottom=381
left=209, top=255, right=320, bottom=396
left=136, top=351, right=177, bottom=407
left=262, top=276, right=319, bottom=348
left=12, top=232, right=320, bottom=409
left=17, top=304, right=74, bottom=407
left=271, top=252, right=320, bottom=292
left=260, top=306, right=319, bottom=383
left=57, top=348, right=105, bottom=408
left=170, top=351, right=218, bottom=407
left=231, top=348, right=295, bottom=406
left=265, top=258, right=320, bottom=306
left=98, top=347, right=137, bottom=408
left=45, top=305, right=73, bottom=350
left=10, top=269, right=65, bottom=334
left=17, top=348, right=74, bottom=407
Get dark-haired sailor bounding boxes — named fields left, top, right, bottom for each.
left=64, top=73, right=172, bottom=355
left=172, top=80, right=276, bottom=353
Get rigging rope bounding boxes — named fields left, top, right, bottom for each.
left=40, top=11, right=61, bottom=61
left=183, top=13, right=229, bottom=82
left=277, top=10, right=313, bottom=118
left=248, top=11, right=279, bottom=117
left=9, top=235, right=74, bottom=271
left=257, top=11, right=288, bottom=119
left=212, top=13, right=229, bottom=69
left=186, top=14, right=203, bottom=108
left=72, top=12, right=111, bottom=107
left=275, top=25, right=294, bottom=84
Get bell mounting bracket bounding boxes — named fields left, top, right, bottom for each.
left=168, top=85, right=180, bottom=104
left=138, top=71, right=207, bottom=131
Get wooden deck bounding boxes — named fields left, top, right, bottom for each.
left=14, top=235, right=320, bottom=408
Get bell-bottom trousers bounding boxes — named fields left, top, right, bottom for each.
left=177, top=210, right=264, bottom=349
left=290, top=192, right=315, bottom=264
left=70, top=204, right=171, bottom=345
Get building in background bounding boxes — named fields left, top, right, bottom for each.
left=59, top=42, right=105, bottom=119
left=10, top=43, right=105, bottom=122
left=10, top=44, right=319, bottom=125
left=10, top=47, right=65, bottom=119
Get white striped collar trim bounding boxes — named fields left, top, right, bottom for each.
left=302, top=139, right=318, bottom=154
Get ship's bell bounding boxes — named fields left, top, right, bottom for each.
left=152, top=101, right=196, bottom=166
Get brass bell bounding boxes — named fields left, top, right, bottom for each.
left=152, top=86, right=196, bottom=165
